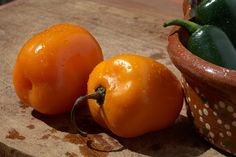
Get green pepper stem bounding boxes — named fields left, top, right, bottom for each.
left=163, top=19, right=200, bottom=34
left=70, top=86, right=106, bottom=137
left=71, top=86, right=125, bottom=152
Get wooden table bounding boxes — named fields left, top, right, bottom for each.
left=0, top=0, right=228, bottom=156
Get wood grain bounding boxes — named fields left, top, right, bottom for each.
left=0, top=0, right=227, bottom=156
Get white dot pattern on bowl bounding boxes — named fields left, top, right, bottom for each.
left=221, top=141, right=225, bottom=147
left=233, top=113, right=236, bottom=118
left=226, top=131, right=232, bottom=137
left=227, top=106, right=234, bottom=112
left=204, top=103, right=209, bottom=108
left=214, top=104, right=219, bottom=110
left=213, top=111, right=217, bottom=116
left=205, top=123, right=211, bottom=130
left=203, top=108, right=208, bottom=116
left=186, top=82, right=189, bottom=87
left=224, top=124, right=230, bottom=130
left=217, top=119, right=222, bottom=125
left=209, top=138, right=214, bottom=144
left=219, top=132, right=224, bottom=138
left=183, top=82, right=236, bottom=155
left=191, top=112, right=194, bottom=117
left=187, top=97, right=191, bottom=103
left=194, top=87, right=200, bottom=94
left=199, top=116, right=204, bottom=122
left=209, top=132, right=215, bottom=138
left=219, top=101, right=226, bottom=108
left=200, top=93, right=205, bottom=98
left=232, top=121, right=236, bottom=127
left=198, top=109, right=203, bottom=116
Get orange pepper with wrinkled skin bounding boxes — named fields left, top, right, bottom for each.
left=71, top=54, right=183, bottom=138
left=13, top=23, right=103, bottom=115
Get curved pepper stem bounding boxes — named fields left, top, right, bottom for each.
left=70, top=86, right=106, bottom=137
left=71, top=86, right=125, bottom=152
left=163, top=19, right=200, bottom=34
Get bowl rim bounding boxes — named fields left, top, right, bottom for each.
left=167, top=26, right=236, bottom=88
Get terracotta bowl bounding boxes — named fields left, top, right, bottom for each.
left=182, top=0, right=191, bottom=17
left=167, top=26, right=236, bottom=155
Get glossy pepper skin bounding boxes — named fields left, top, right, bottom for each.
left=86, top=54, right=183, bottom=138
left=196, top=0, right=236, bottom=48
left=164, top=19, right=236, bottom=70
left=13, top=23, right=103, bottom=115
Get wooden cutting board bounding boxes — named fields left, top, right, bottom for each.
left=0, top=0, right=227, bottom=156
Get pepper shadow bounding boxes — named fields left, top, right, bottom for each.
left=31, top=104, right=105, bottom=134
left=73, top=114, right=215, bottom=156
left=115, top=115, right=212, bottom=157
left=32, top=107, right=228, bottom=156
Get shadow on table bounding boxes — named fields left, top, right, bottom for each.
left=0, top=0, right=13, bottom=5
left=31, top=104, right=104, bottom=134
left=117, top=115, right=211, bottom=157
left=32, top=106, right=212, bottom=157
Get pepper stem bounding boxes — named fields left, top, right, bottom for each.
left=70, top=86, right=106, bottom=137
left=163, top=19, right=200, bottom=34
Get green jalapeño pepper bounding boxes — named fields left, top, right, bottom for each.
left=164, top=19, right=236, bottom=70
left=196, top=0, right=236, bottom=48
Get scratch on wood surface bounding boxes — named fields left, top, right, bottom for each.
left=63, top=134, right=83, bottom=145
left=26, top=124, right=35, bottom=129
left=5, top=129, right=25, bottom=140
left=0, top=79, right=12, bottom=87
left=65, top=152, right=78, bottom=157
left=149, top=52, right=167, bottom=60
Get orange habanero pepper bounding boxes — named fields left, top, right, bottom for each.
left=13, top=23, right=103, bottom=115
left=71, top=54, right=183, bottom=138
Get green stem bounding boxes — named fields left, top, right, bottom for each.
left=70, top=86, right=106, bottom=136
left=163, top=19, right=201, bottom=34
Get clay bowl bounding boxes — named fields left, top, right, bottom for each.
left=167, top=26, right=236, bottom=155
left=182, top=0, right=201, bottom=19
left=182, top=0, right=191, bottom=17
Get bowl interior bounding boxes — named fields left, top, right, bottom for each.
left=167, top=26, right=236, bottom=91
